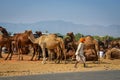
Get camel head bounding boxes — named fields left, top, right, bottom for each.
left=24, top=30, right=33, bottom=36
left=0, top=26, right=9, bottom=36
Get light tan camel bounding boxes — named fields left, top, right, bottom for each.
left=28, top=32, right=65, bottom=64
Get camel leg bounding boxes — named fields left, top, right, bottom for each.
left=48, top=49, right=55, bottom=61
left=30, top=48, right=35, bottom=61
left=55, top=54, right=60, bottom=64
left=48, top=50, right=51, bottom=61
left=58, top=45, right=63, bottom=64
left=55, top=47, right=61, bottom=64
left=55, top=52, right=58, bottom=63
left=34, top=46, right=40, bottom=60
left=37, top=51, right=41, bottom=60
left=64, top=49, right=67, bottom=64
left=5, top=53, right=10, bottom=60
left=36, top=47, right=42, bottom=60
left=0, top=47, right=3, bottom=58
left=10, top=44, right=15, bottom=60
left=5, top=47, right=12, bottom=60
left=18, top=48, right=23, bottom=60
left=9, top=45, right=13, bottom=60
left=18, top=50, right=20, bottom=60
left=34, top=51, right=38, bottom=60
left=42, top=47, right=46, bottom=64
left=5, top=52, right=12, bottom=60
left=35, top=51, right=39, bottom=60
left=34, top=48, right=41, bottom=61
left=9, top=52, right=13, bottom=60
left=0, top=52, right=3, bottom=58
left=35, top=49, right=41, bottom=60
left=21, top=49, right=23, bottom=60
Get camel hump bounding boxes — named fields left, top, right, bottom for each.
left=85, top=36, right=94, bottom=42
left=84, top=36, right=97, bottom=45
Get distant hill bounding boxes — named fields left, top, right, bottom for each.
left=0, top=20, right=120, bottom=37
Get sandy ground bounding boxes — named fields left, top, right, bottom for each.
left=0, top=54, right=120, bottom=77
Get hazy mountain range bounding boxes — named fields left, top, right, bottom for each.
left=0, top=20, right=120, bottom=37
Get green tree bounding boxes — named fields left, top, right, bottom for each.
left=45, top=30, right=48, bottom=33
left=93, top=36, right=100, bottom=40
left=55, top=33, right=63, bottom=38
left=75, top=33, right=84, bottom=41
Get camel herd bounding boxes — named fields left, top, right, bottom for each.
left=0, top=26, right=120, bottom=64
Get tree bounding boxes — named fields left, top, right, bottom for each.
left=55, top=33, right=63, bottom=38
left=75, top=33, right=84, bottom=41
left=45, top=30, right=48, bottom=33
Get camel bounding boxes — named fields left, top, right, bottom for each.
left=0, top=26, right=9, bottom=36
left=28, top=31, right=65, bottom=64
left=11, top=31, right=42, bottom=60
left=105, top=48, right=120, bottom=59
left=109, top=39, right=120, bottom=48
left=56, top=36, right=66, bottom=63
left=64, top=32, right=78, bottom=61
left=0, top=26, right=12, bottom=60
left=83, top=36, right=99, bottom=61
left=66, top=32, right=78, bottom=51
left=13, top=30, right=41, bottom=60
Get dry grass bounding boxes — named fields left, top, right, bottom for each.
left=0, top=54, right=120, bottom=77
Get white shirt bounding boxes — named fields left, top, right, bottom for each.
left=75, top=42, right=84, bottom=56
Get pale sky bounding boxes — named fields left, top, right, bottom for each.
left=0, top=0, right=120, bottom=25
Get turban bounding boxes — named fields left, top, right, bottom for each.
left=79, top=38, right=85, bottom=43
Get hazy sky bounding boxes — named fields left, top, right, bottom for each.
left=0, top=0, right=120, bottom=25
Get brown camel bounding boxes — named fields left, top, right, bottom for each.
left=105, top=48, right=120, bottom=59
left=66, top=32, right=78, bottom=50
left=0, top=26, right=9, bottom=36
left=109, top=39, right=120, bottom=48
left=64, top=32, right=77, bottom=50
left=11, top=31, right=42, bottom=60
left=14, top=30, right=41, bottom=60
left=64, top=32, right=78, bottom=61
left=0, top=26, right=12, bottom=60
left=83, top=36, right=99, bottom=61
left=28, top=32, right=65, bottom=64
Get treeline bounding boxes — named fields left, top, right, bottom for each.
left=56, top=33, right=120, bottom=41
left=9, top=31, right=120, bottom=41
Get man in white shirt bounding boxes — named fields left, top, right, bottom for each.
left=74, top=38, right=86, bottom=68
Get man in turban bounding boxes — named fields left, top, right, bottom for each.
left=74, top=38, right=87, bottom=68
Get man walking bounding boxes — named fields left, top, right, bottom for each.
left=74, top=38, right=87, bottom=68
